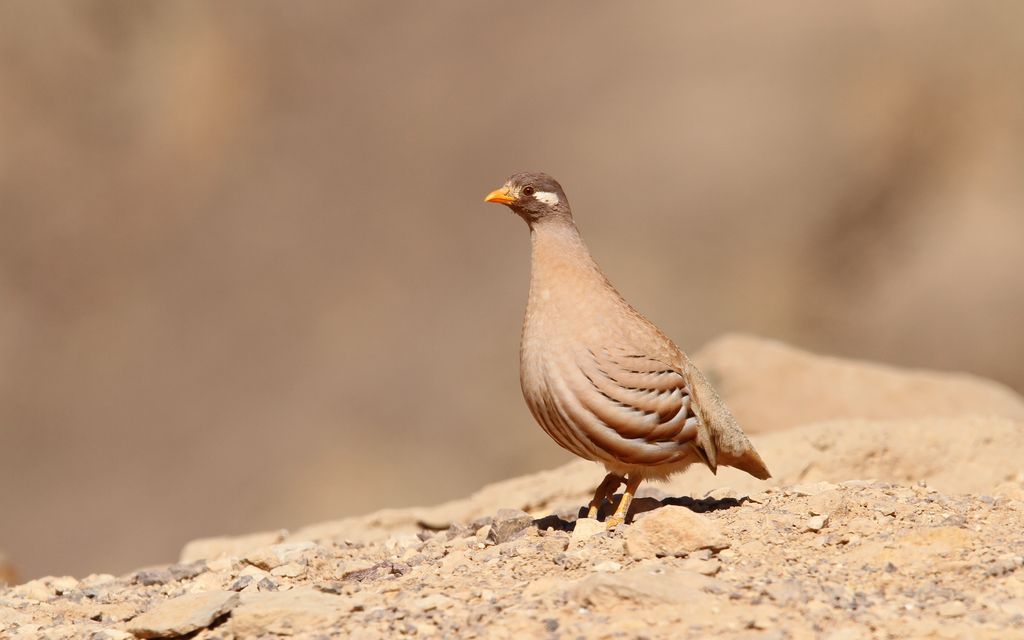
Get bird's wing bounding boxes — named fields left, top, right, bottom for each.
left=681, top=355, right=772, bottom=480
left=551, top=346, right=701, bottom=465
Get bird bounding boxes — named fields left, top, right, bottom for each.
left=484, top=172, right=771, bottom=527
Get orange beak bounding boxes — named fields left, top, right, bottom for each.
left=484, top=186, right=515, bottom=205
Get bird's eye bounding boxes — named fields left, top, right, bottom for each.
left=522, top=186, right=535, bottom=196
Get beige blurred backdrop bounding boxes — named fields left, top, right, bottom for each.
left=1, top=2, right=1022, bottom=579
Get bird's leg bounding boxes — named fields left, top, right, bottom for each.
left=605, top=474, right=642, bottom=529
left=586, top=473, right=623, bottom=519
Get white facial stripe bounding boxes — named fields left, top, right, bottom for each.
left=533, top=191, right=560, bottom=206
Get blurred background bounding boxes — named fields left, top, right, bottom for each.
left=1, top=2, right=1022, bottom=580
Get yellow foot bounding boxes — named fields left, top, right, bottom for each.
left=587, top=505, right=599, bottom=519
left=604, top=474, right=642, bottom=530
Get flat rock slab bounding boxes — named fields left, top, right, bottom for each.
left=624, top=506, right=729, bottom=559
left=244, top=541, right=318, bottom=570
left=694, top=334, right=1024, bottom=433
left=179, top=530, right=286, bottom=564
left=226, top=587, right=364, bottom=637
left=126, top=590, right=238, bottom=638
left=487, top=508, right=534, bottom=544
left=570, top=565, right=724, bottom=607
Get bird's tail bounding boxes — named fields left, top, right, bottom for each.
left=684, top=358, right=772, bottom=480
left=718, top=445, right=771, bottom=480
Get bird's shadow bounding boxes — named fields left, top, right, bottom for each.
left=534, top=493, right=749, bottom=533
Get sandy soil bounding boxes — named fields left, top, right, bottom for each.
left=2, top=336, right=1023, bottom=638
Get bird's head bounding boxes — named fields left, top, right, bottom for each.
left=484, top=172, right=571, bottom=224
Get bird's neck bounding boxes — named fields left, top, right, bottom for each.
left=527, top=218, right=612, bottom=303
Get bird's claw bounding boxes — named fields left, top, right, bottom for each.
left=604, top=514, right=625, bottom=529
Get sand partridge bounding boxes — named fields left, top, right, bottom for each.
left=485, top=172, right=770, bottom=527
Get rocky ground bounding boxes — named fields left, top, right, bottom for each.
left=2, top=479, right=1023, bottom=639
left=2, top=337, right=1023, bottom=638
